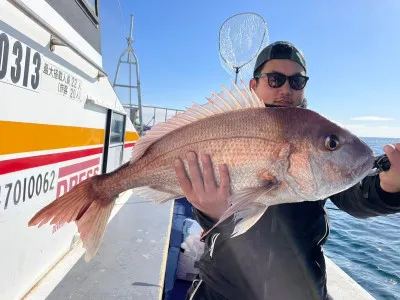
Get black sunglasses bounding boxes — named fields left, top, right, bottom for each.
left=255, top=72, right=309, bottom=90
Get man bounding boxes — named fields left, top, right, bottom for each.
left=175, top=41, right=400, bottom=300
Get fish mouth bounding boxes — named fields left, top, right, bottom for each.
left=350, top=156, right=375, bottom=180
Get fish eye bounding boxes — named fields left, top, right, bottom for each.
left=324, top=135, right=340, bottom=151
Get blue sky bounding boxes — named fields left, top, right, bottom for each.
left=98, top=0, right=400, bottom=138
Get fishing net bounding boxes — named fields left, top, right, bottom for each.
left=219, top=12, right=269, bottom=83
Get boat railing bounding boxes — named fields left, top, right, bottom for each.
left=123, top=104, right=184, bottom=133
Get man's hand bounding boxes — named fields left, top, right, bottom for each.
left=379, top=143, right=400, bottom=193
left=174, top=152, right=230, bottom=221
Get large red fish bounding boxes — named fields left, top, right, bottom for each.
left=28, top=82, right=375, bottom=261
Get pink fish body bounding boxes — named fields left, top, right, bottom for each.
left=28, top=82, right=375, bottom=261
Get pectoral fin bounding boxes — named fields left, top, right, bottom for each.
left=202, top=181, right=280, bottom=238
left=231, top=203, right=268, bottom=238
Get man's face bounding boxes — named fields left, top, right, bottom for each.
left=250, top=59, right=306, bottom=107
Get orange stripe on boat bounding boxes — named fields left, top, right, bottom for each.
left=0, top=121, right=105, bottom=155
left=125, top=131, right=139, bottom=142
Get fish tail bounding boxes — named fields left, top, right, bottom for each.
left=28, top=175, right=116, bottom=261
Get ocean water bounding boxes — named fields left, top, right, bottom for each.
left=324, top=137, right=400, bottom=300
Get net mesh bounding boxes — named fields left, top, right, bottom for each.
left=219, top=12, right=269, bottom=83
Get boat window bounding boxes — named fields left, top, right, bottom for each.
left=81, top=0, right=98, bottom=17
left=110, top=112, right=125, bottom=144
left=77, top=0, right=99, bottom=21
left=85, top=0, right=96, bottom=11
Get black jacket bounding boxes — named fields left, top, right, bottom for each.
left=192, top=175, right=400, bottom=300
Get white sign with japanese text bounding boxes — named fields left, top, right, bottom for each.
left=41, top=59, right=85, bottom=103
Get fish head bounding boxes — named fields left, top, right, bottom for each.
left=285, top=108, right=375, bottom=200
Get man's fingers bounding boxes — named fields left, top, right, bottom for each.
left=174, top=158, right=192, bottom=195
left=218, top=164, right=230, bottom=195
left=384, top=144, right=400, bottom=170
left=202, top=154, right=217, bottom=192
left=187, top=152, right=205, bottom=194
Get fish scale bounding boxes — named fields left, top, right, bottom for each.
left=130, top=138, right=286, bottom=194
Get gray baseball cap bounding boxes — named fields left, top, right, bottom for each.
left=253, top=41, right=307, bottom=77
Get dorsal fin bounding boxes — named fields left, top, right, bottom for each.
left=130, top=80, right=264, bottom=163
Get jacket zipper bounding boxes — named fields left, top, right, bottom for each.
left=209, top=233, right=220, bottom=259
left=318, top=216, right=329, bottom=246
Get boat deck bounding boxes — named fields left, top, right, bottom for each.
left=25, top=191, right=173, bottom=300
left=24, top=192, right=374, bottom=300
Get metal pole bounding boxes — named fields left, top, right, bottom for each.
left=129, top=14, right=143, bottom=135
left=129, top=15, right=134, bottom=42
left=112, top=14, right=144, bottom=136
left=134, top=51, right=143, bottom=135
left=128, top=52, right=132, bottom=108
left=128, top=15, right=133, bottom=109
left=234, top=67, right=239, bottom=84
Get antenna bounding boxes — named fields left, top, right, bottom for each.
left=113, top=14, right=144, bottom=135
